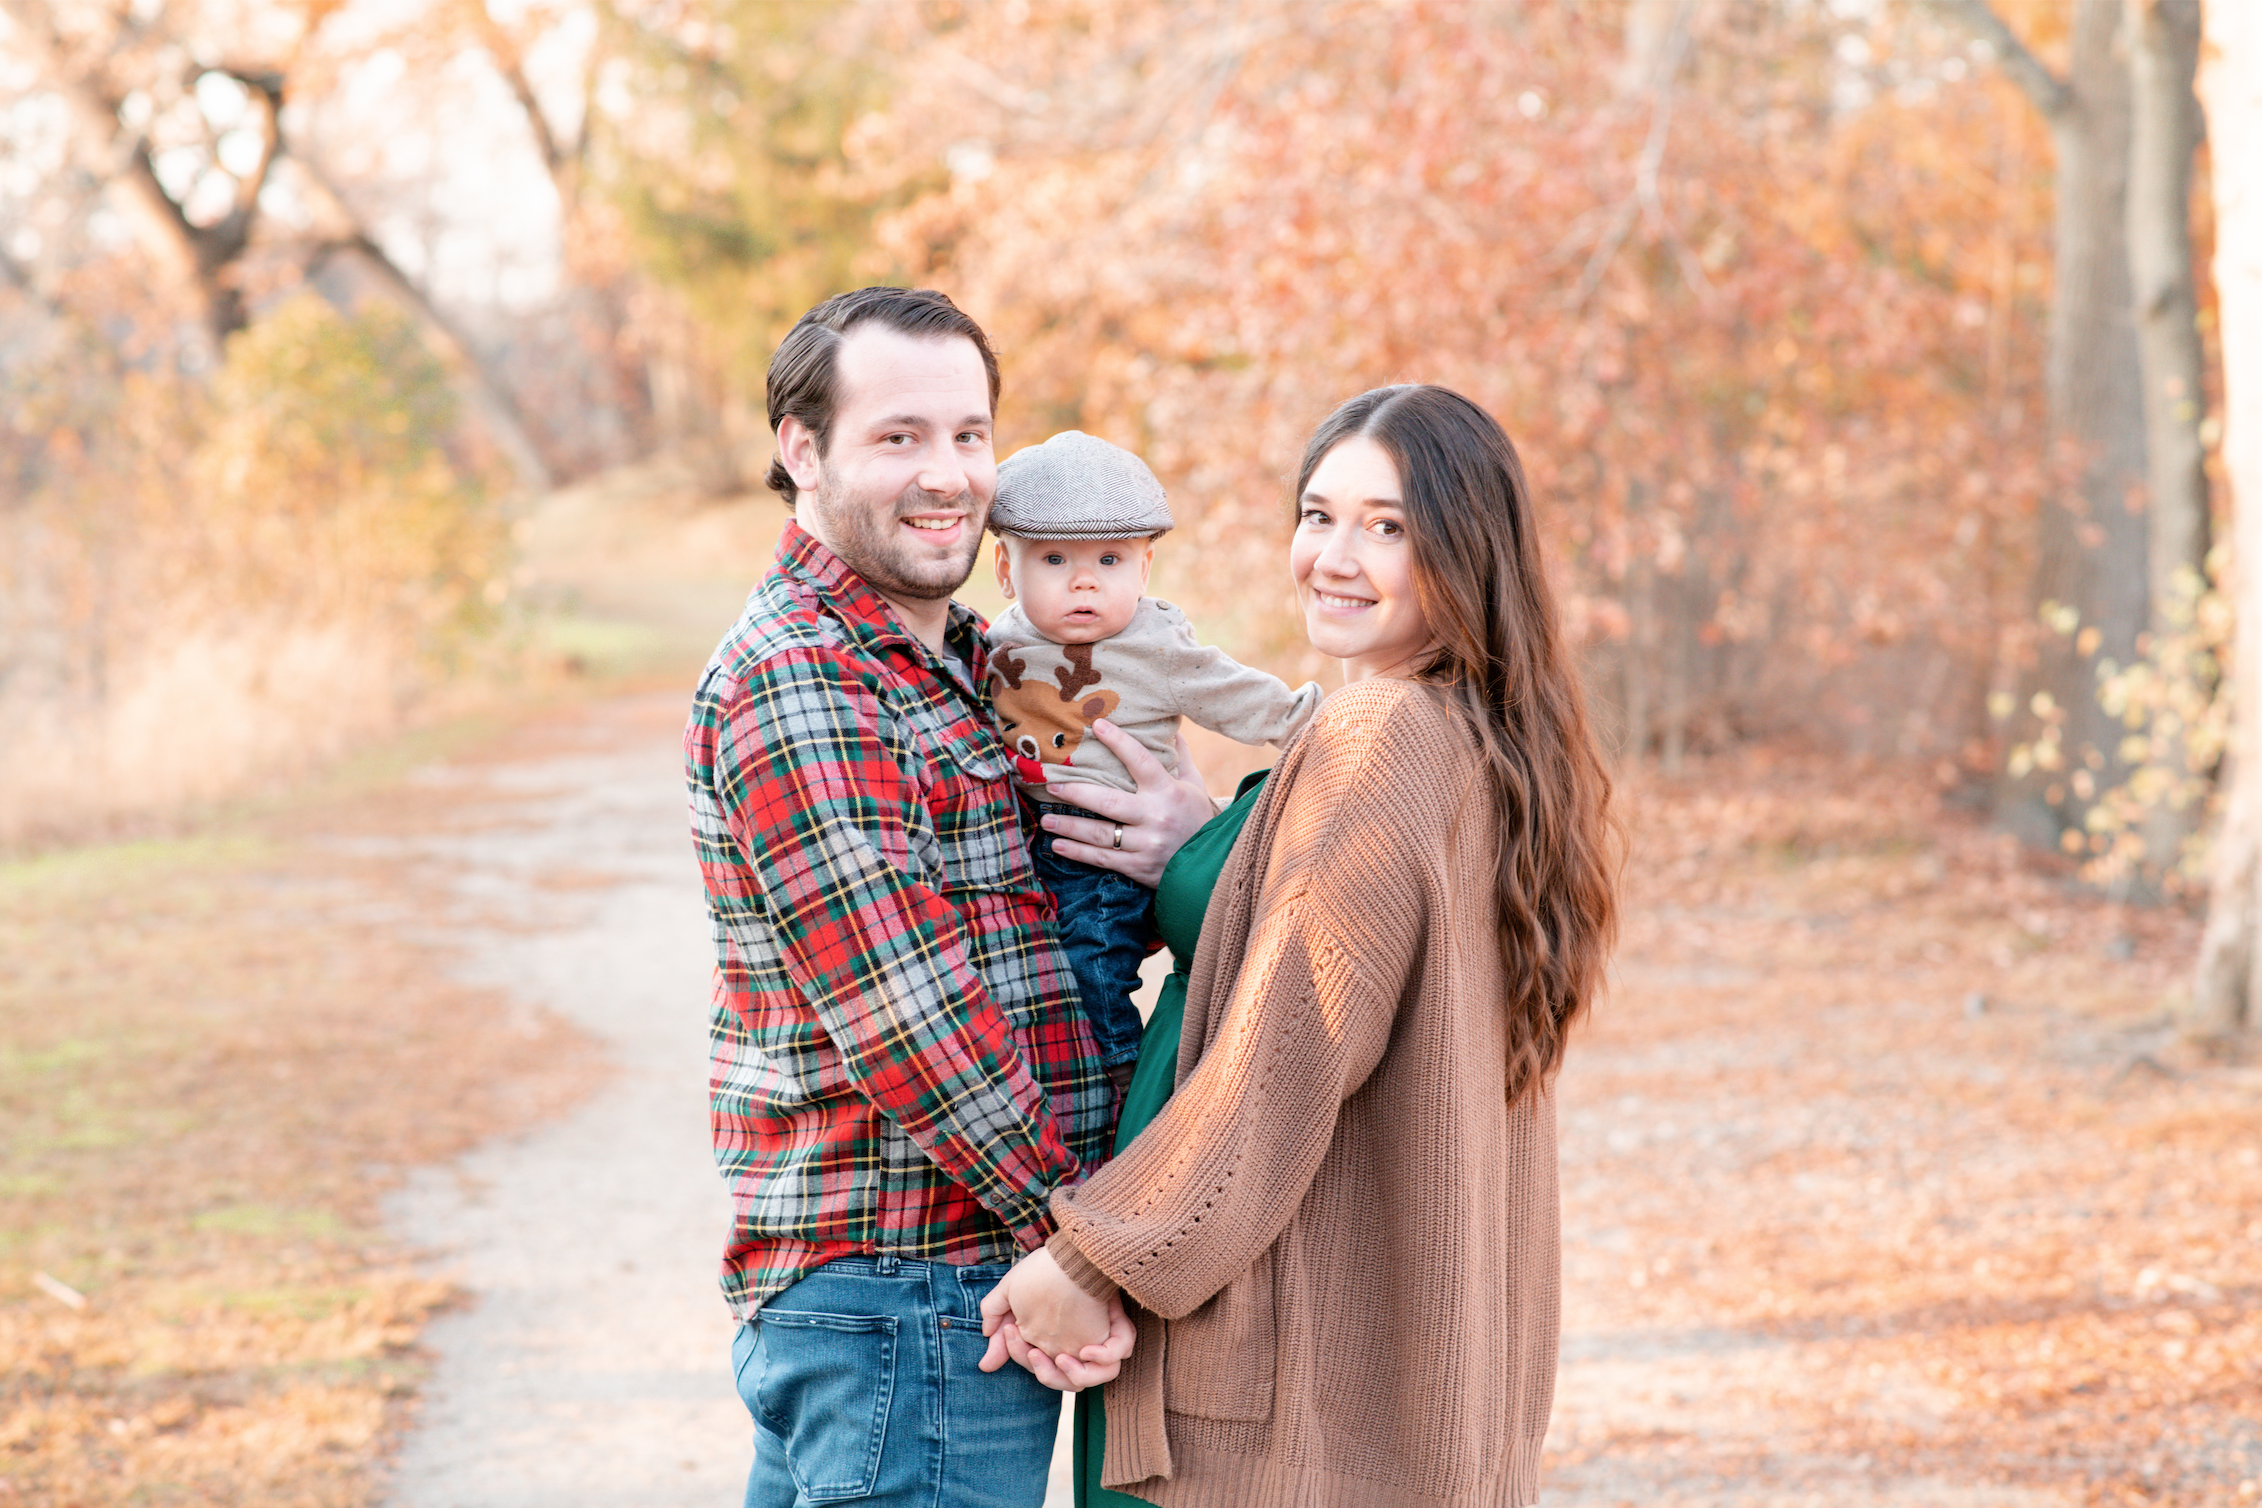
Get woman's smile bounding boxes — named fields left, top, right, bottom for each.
left=1291, top=435, right=1435, bottom=680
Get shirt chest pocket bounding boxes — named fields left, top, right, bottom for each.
left=891, top=696, right=1028, bottom=896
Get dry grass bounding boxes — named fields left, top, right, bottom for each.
left=1549, top=753, right=2262, bottom=1507
left=0, top=620, right=411, bottom=851
left=0, top=728, right=603, bottom=1507
left=0, top=455, right=787, bottom=855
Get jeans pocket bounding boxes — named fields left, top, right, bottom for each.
left=751, top=1309, right=901, bottom=1502
left=956, top=1262, right=1011, bottom=1291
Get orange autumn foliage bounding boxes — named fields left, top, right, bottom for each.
left=870, top=0, right=2063, bottom=763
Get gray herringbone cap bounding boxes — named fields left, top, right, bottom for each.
left=989, top=430, right=1174, bottom=540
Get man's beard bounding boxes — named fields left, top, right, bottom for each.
left=809, top=464, right=987, bottom=606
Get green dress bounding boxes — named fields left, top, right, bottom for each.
left=1071, top=769, right=1270, bottom=1508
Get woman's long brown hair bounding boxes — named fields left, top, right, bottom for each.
left=1296, top=385, right=1620, bottom=1104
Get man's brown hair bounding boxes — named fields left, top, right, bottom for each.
left=763, top=287, right=1002, bottom=506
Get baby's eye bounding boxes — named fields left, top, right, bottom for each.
left=1044, top=553, right=1066, bottom=567
left=1099, top=553, right=1120, bottom=567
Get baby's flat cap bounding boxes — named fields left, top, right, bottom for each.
left=989, top=430, right=1174, bottom=540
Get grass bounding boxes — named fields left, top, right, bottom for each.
left=0, top=726, right=600, bottom=1507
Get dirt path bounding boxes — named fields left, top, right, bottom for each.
left=371, top=687, right=1086, bottom=1507
left=375, top=692, right=749, bottom=1507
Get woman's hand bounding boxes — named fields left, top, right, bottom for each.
left=977, top=1248, right=1136, bottom=1390
left=1040, top=724, right=1213, bottom=885
left=988, top=1293, right=1136, bottom=1391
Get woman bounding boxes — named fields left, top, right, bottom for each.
left=985, top=385, right=1619, bottom=1507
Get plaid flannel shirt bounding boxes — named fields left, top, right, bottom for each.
left=686, top=521, right=1112, bottom=1320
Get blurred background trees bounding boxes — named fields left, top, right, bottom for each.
left=2188, top=0, right=2258, bottom=1041
left=0, top=0, right=2237, bottom=993
left=1935, top=0, right=2204, bottom=864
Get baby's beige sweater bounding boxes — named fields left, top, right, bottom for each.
left=984, top=599, right=1320, bottom=793
left=1048, top=677, right=1564, bottom=1508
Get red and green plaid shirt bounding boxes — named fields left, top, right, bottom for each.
left=685, top=522, right=1111, bottom=1319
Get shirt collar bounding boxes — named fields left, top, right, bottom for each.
left=776, top=520, right=991, bottom=693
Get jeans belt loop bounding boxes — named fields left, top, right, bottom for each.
left=875, top=1254, right=900, bottom=1276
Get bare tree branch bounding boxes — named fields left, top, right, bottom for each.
left=217, top=67, right=285, bottom=227
left=308, top=231, right=555, bottom=493
left=0, top=0, right=309, bottom=341
left=0, top=0, right=214, bottom=318
left=1573, top=0, right=1713, bottom=310
left=1930, top=0, right=2073, bottom=120
left=294, top=144, right=554, bottom=494
left=462, top=0, right=575, bottom=203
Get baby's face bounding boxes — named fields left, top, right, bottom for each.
left=996, top=536, right=1155, bottom=643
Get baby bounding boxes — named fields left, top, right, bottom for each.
left=984, top=430, right=1321, bottom=1092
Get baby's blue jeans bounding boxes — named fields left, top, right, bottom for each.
left=1028, top=799, right=1154, bottom=1071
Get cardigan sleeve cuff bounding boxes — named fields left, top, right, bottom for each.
left=1046, top=1227, right=1121, bottom=1303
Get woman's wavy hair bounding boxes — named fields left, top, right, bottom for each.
left=1296, top=385, right=1620, bottom=1104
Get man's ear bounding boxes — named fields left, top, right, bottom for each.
left=994, top=539, right=1016, bottom=600
left=777, top=415, right=824, bottom=497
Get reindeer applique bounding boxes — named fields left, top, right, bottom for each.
left=990, top=643, right=1122, bottom=783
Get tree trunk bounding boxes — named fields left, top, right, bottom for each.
left=286, top=147, right=556, bottom=495
left=2187, top=0, right=2262, bottom=1041
left=1661, top=562, right=1691, bottom=774
left=1950, top=0, right=2149, bottom=850
left=2127, top=0, right=2209, bottom=876
left=1606, top=2, right=1686, bottom=769
left=1623, top=480, right=1655, bottom=766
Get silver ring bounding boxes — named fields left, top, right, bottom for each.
left=1111, top=824, right=1125, bottom=850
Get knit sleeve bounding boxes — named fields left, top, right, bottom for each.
left=1166, top=612, right=1323, bottom=747
left=1046, top=687, right=1445, bottom=1316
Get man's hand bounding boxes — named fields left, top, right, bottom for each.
left=980, top=1247, right=1109, bottom=1355
left=1040, top=724, right=1213, bottom=885
left=977, top=1250, right=1136, bottom=1391
left=989, top=1295, right=1135, bottom=1390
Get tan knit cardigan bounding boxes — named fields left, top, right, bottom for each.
left=1047, top=676, right=1562, bottom=1508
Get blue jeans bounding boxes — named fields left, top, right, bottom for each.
left=1029, top=801, right=1154, bottom=1070
left=731, top=1255, right=1060, bottom=1508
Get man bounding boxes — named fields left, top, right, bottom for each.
left=685, top=287, right=1207, bottom=1508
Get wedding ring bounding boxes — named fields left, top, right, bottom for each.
left=1111, top=824, right=1125, bottom=850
